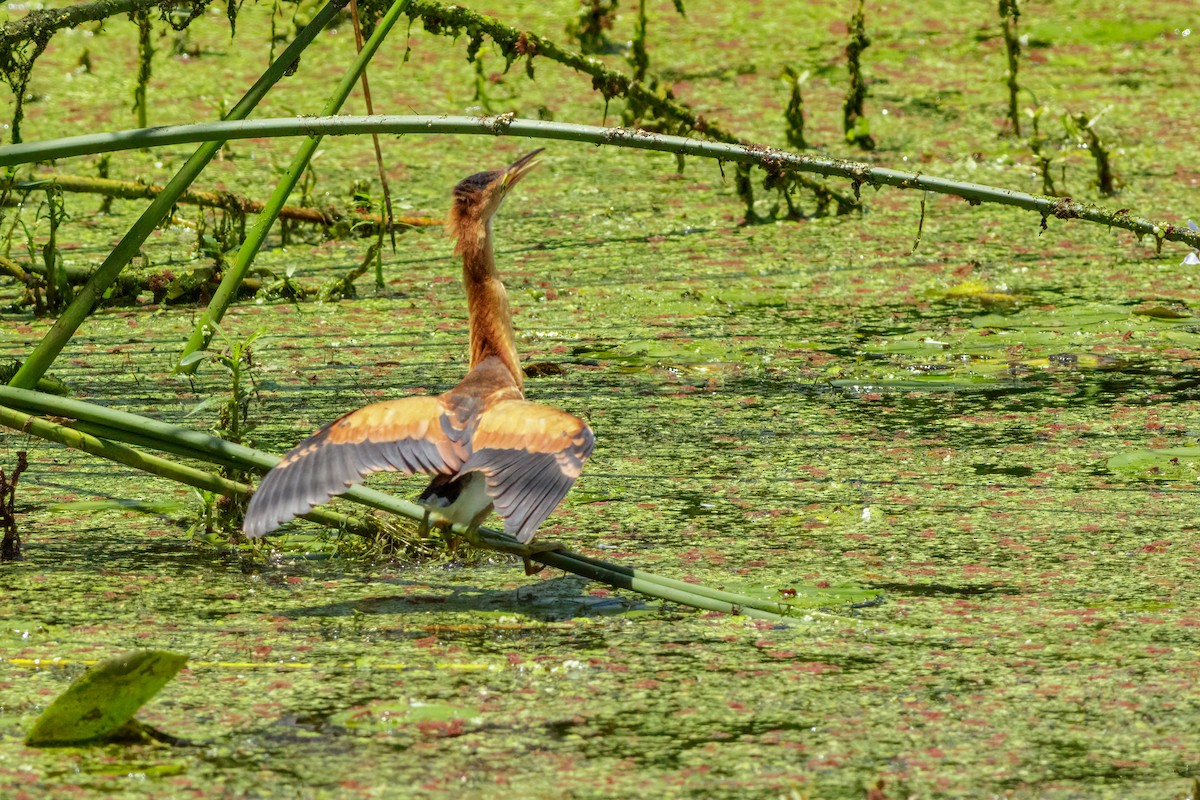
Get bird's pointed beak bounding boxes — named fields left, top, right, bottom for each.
left=502, top=148, right=545, bottom=190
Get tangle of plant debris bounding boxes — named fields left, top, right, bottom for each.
left=398, top=0, right=855, bottom=217
left=0, top=0, right=241, bottom=142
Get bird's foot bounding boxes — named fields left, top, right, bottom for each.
left=517, top=539, right=566, bottom=576
left=457, top=524, right=563, bottom=571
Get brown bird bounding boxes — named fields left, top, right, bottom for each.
left=243, top=149, right=593, bottom=557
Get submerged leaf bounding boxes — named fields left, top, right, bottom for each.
left=25, top=650, right=187, bottom=746
left=1132, top=303, right=1192, bottom=319
left=329, top=699, right=476, bottom=735
left=718, top=582, right=882, bottom=609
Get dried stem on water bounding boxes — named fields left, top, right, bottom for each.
left=0, top=172, right=440, bottom=233
left=782, top=66, right=808, bottom=150
left=1071, top=111, right=1117, bottom=196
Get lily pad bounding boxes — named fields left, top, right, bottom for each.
left=1106, top=448, right=1200, bottom=481
left=25, top=650, right=187, bottom=746
left=941, top=279, right=1026, bottom=306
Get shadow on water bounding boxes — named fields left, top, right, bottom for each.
left=972, top=463, right=1036, bottom=477
left=11, top=534, right=252, bottom=578
left=284, top=574, right=649, bottom=626
left=866, top=581, right=1021, bottom=598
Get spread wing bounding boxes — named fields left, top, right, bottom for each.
left=244, top=395, right=466, bottom=537
left=459, top=399, right=594, bottom=543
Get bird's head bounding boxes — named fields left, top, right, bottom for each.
left=449, top=149, right=543, bottom=251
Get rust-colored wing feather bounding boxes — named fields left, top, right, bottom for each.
left=460, top=399, right=594, bottom=543
left=244, top=396, right=466, bottom=537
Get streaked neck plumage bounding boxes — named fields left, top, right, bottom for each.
left=456, top=217, right=524, bottom=391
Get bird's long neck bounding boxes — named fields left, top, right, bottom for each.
left=458, top=220, right=523, bottom=389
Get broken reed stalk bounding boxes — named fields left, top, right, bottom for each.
left=1, top=173, right=440, bottom=232
left=6, top=0, right=353, bottom=392
left=132, top=8, right=153, bottom=130
left=999, top=0, right=1022, bottom=136
left=629, top=0, right=649, bottom=82
left=1072, top=112, right=1116, bottom=195
left=0, top=450, right=27, bottom=561
left=175, top=0, right=412, bottom=374
left=0, top=386, right=847, bottom=625
left=782, top=66, right=807, bottom=150
left=3, top=115, right=1193, bottom=251
left=842, top=0, right=874, bottom=150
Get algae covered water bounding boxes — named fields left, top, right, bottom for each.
left=3, top=1, right=1200, bottom=797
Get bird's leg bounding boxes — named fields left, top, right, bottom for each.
left=457, top=508, right=564, bottom=573
left=419, top=506, right=457, bottom=555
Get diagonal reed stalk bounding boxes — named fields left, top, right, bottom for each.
left=2, top=115, right=1195, bottom=253
left=6, top=0, right=352, bottom=392
left=175, top=0, right=412, bottom=375
left=0, top=386, right=864, bottom=626
left=0, top=402, right=375, bottom=535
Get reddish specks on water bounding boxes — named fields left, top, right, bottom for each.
left=3, top=1, right=1200, bottom=798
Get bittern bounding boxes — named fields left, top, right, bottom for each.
left=242, top=149, right=593, bottom=557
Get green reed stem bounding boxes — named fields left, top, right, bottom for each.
left=2, top=114, right=1193, bottom=251
left=6, top=0, right=351, bottom=392
left=175, top=0, right=412, bottom=374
